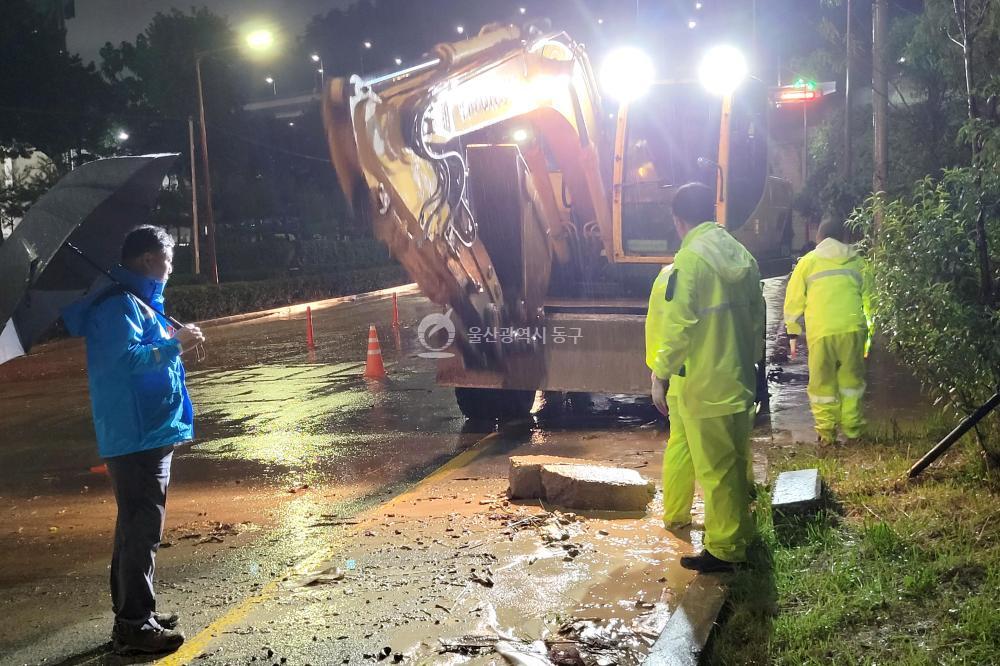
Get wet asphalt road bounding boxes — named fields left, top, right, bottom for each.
left=1, top=287, right=494, bottom=663
left=0, top=278, right=927, bottom=665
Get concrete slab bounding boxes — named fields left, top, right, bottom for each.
left=646, top=574, right=728, bottom=666
left=508, top=455, right=609, bottom=499
left=772, top=468, right=823, bottom=519
left=539, top=463, right=655, bottom=512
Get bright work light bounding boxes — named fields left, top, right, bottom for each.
left=698, top=45, right=748, bottom=96
left=600, top=47, right=655, bottom=103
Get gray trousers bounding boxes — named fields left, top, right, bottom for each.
left=105, top=445, right=174, bottom=627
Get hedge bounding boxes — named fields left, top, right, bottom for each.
left=165, top=265, right=408, bottom=322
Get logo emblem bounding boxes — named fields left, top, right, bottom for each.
left=417, top=309, right=456, bottom=359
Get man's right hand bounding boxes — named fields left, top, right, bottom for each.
left=651, top=372, right=669, bottom=417
left=174, top=325, right=205, bottom=353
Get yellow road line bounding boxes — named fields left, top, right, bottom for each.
left=157, top=430, right=502, bottom=664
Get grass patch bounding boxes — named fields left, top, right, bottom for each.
left=705, top=427, right=1000, bottom=665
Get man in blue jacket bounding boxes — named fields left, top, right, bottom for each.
left=63, top=225, right=203, bottom=655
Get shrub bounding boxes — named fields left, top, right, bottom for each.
left=850, top=166, right=1000, bottom=466
left=165, top=265, right=408, bottom=322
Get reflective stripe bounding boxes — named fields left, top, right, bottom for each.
left=808, top=393, right=838, bottom=404
left=806, top=268, right=862, bottom=285
left=153, top=347, right=161, bottom=364
left=840, top=385, right=866, bottom=398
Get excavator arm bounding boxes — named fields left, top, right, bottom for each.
left=323, top=25, right=610, bottom=363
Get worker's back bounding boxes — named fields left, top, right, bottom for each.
left=785, top=238, right=869, bottom=340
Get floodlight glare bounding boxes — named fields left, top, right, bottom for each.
left=116, top=131, right=129, bottom=141
left=698, top=45, right=748, bottom=96
left=512, top=128, right=530, bottom=142
left=245, top=29, right=274, bottom=51
left=600, top=47, right=655, bottom=103
left=311, top=53, right=320, bottom=62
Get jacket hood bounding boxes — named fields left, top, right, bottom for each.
left=685, top=223, right=754, bottom=283
left=61, top=265, right=166, bottom=336
left=813, top=238, right=858, bottom=263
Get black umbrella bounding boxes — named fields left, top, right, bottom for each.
left=0, top=154, right=181, bottom=364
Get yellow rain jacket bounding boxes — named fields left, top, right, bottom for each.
left=783, top=237, right=873, bottom=441
left=783, top=238, right=871, bottom=341
left=645, top=221, right=764, bottom=562
left=648, top=222, right=766, bottom=419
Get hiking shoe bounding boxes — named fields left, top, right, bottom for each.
left=112, top=623, right=185, bottom=655
left=111, top=612, right=179, bottom=640
left=154, top=611, right=180, bottom=629
left=679, top=549, right=740, bottom=573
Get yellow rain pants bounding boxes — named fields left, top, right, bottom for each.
left=807, top=330, right=868, bottom=441
left=661, top=395, right=755, bottom=561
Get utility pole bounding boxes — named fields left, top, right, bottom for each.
left=872, top=0, right=889, bottom=212
left=843, top=0, right=853, bottom=179
left=187, top=116, right=201, bottom=275
left=194, top=54, right=220, bottom=284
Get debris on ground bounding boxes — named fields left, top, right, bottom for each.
left=508, top=456, right=654, bottom=512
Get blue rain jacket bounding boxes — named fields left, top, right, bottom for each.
left=62, top=265, right=193, bottom=458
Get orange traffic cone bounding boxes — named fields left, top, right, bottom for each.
left=306, top=306, right=316, bottom=350
left=364, top=324, right=387, bottom=379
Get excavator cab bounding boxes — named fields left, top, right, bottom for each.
left=612, top=77, right=785, bottom=266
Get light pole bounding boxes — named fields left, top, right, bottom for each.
left=361, top=40, right=372, bottom=73
left=265, top=76, right=276, bottom=95
left=193, top=28, right=275, bottom=285
left=311, top=53, right=324, bottom=89
left=194, top=51, right=220, bottom=284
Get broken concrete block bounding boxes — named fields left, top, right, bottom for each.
left=540, top=464, right=655, bottom=512
left=771, top=468, right=823, bottom=519
left=508, top=455, right=607, bottom=499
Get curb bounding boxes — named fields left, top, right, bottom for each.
left=194, top=283, right=419, bottom=329
left=647, top=574, right=728, bottom=665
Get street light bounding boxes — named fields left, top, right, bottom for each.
left=265, top=76, right=276, bottom=95
left=311, top=53, right=325, bottom=88
left=194, top=28, right=275, bottom=284
left=361, top=40, right=372, bottom=73
left=688, top=19, right=698, bottom=29
left=394, top=57, right=402, bottom=65
left=116, top=130, right=129, bottom=141
left=456, top=25, right=465, bottom=34
left=246, top=29, right=273, bottom=50
left=519, top=6, right=526, bottom=14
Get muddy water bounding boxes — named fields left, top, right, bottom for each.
left=763, top=277, right=931, bottom=444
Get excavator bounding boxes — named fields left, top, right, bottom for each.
left=323, top=23, right=793, bottom=420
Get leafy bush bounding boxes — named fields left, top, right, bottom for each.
left=165, top=265, right=407, bottom=322
left=850, top=165, right=1000, bottom=465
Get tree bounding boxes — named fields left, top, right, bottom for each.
left=0, top=0, right=116, bottom=161
left=850, top=0, right=1000, bottom=468
left=99, top=8, right=245, bottom=159
left=0, top=156, right=60, bottom=242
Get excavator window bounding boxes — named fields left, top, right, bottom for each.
left=620, top=82, right=720, bottom=257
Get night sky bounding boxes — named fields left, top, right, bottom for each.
left=66, top=0, right=350, bottom=64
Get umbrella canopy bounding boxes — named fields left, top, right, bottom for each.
left=0, top=154, right=180, bottom=365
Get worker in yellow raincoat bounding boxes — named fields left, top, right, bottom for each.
left=646, top=182, right=765, bottom=573
left=783, top=219, right=872, bottom=445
